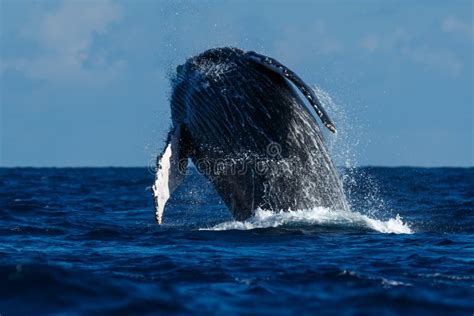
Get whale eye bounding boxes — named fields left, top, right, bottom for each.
left=176, top=65, right=183, bottom=73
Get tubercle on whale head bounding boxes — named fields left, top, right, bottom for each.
left=325, top=123, right=337, bottom=134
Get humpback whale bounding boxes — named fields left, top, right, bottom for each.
left=152, top=47, right=348, bottom=224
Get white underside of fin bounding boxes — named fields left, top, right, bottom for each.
left=152, top=127, right=186, bottom=224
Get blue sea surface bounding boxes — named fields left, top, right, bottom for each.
left=0, top=167, right=473, bottom=315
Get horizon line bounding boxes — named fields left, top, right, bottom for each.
left=0, top=165, right=472, bottom=169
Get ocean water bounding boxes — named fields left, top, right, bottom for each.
left=0, top=167, right=473, bottom=315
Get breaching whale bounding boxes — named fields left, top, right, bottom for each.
left=152, top=47, right=348, bottom=224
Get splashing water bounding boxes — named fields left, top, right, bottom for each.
left=311, top=85, right=399, bottom=220
left=201, top=207, right=413, bottom=234
left=199, top=85, right=412, bottom=234
left=312, top=85, right=359, bottom=169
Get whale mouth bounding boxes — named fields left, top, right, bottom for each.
left=200, top=207, right=413, bottom=234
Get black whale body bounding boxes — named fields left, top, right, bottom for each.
left=152, top=47, right=348, bottom=224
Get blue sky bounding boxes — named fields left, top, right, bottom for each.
left=1, top=0, right=472, bottom=167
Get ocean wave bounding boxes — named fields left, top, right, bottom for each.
left=201, top=207, right=413, bottom=234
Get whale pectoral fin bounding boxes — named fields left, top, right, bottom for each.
left=152, top=125, right=189, bottom=224
left=245, top=51, right=336, bottom=133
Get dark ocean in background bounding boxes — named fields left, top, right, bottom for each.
left=0, top=167, right=473, bottom=315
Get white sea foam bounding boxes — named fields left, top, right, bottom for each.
left=201, top=207, right=413, bottom=234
